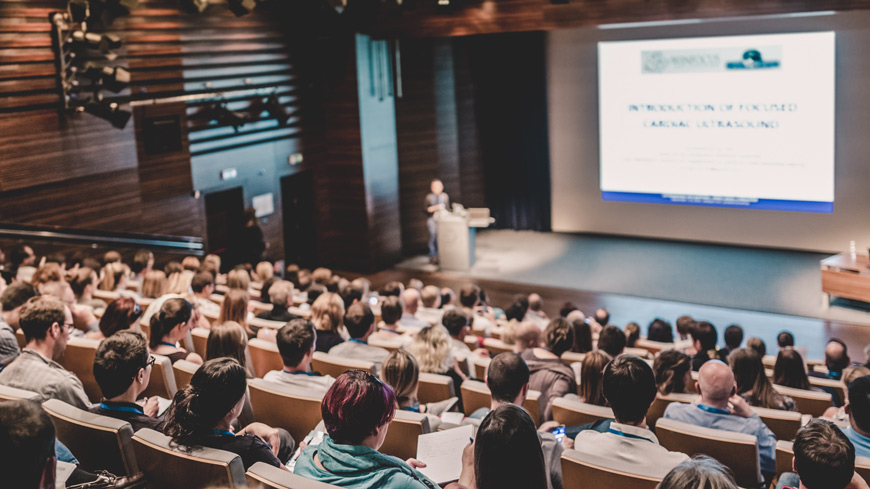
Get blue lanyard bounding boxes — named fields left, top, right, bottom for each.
left=348, top=338, right=368, bottom=345
left=381, top=328, right=402, bottom=335
left=402, top=403, right=421, bottom=413
left=697, top=404, right=730, bottom=415
left=99, top=403, right=143, bottom=414
left=213, top=429, right=234, bottom=437
left=607, top=428, right=653, bottom=443
left=160, top=341, right=177, bottom=348
left=283, top=369, right=316, bottom=376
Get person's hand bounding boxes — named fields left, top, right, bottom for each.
left=242, top=423, right=282, bottom=457
left=457, top=442, right=475, bottom=488
left=728, top=394, right=754, bottom=418
left=142, top=396, right=159, bottom=417
left=538, top=421, right=561, bottom=433
left=562, top=436, right=575, bottom=450
left=405, top=458, right=427, bottom=469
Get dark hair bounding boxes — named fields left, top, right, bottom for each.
left=99, top=297, right=142, bottom=338
left=594, top=309, right=610, bottom=326
left=647, top=319, right=674, bottom=343
left=284, top=264, right=300, bottom=288
left=774, top=348, right=810, bottom=390
left=691, top=321, right=717, bottom=351
left=0, top=282, right=39, bottom=313
left=321, top=370, right=396, bottom=445
left=777, top=331, right=795, bottom=348
left=190, top=272, right=215, bottom=294
left=559, top=302, right=579, bottom=318
left=675, top=315, right=694, bottom=337
left=442, top=309, right=470, bottom=337
left=475, top=405, right=548, bottom=489
left=746, top=337, right=766, bottom=357
left=729, top=348, right=788, bottom=410
left=654, top=350, right=692, bottom=395
left=793, top=420, right=855, bottom=489
left=276, top=319, right=316, bottom=368
left=380, top=296, right=402, bottom=325
left=848, top=376, right=870, bottom=433
left=459, top=284, right=480, bottom=308
left=544, top=318, right=574, bottom=357
left=597, top=325, right=626, bottom=358
left=380, top=281, right=403, bottom=297
left=94, top=330, right=149, bottom=398
left=9, top=245, right=34, bottom=268
left=624, top=322, right=640, bottom=348
left=827, top=339, right=850, bottom=372
left=149, top=298, right=192, bottom=349
left=724, top=325, right=743, bottom=349
left=659, top=456, right=738, bottom=489
left=487, top=353, right=530, bottom=403
left=306, top=284, right=325, bottom=305
left=339, top=281, right=366, bottom=310
left=19, top=296, right=65, bottom=343
left=504, top=301, right=527, bottom=322
left=0, top=400, right=56, bottom=488
left=440, top=288, right=455, bottom=309
left=131, top=249, right=153, bottom=274
left=68, top=267, right=97, bottom=296
left=164, top=261, right=183, bottom=276
left=344, top=302, right=375, bottom=339
left=570, top=318, right=593, bottom=353
left=603, top=355, right=657, bottom=423
left=165, top=358, right=248, bottom=449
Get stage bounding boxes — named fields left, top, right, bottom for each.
left=392, top=229, right=870, bottom=362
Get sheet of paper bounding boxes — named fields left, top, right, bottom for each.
left=440, top=412, right=465, bottom=425
left=156, top=396, right=172, bottom=416
left=416, top=424, right=473, bottom=484
left=56, top=461, right=76, bottom=489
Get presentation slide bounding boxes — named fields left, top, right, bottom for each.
left=598, top=32, right=835, bottom=213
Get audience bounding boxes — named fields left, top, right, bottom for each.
left=85, top=297, right=142, bottom=341
left=647, top=318, right=674, bottom=343
left=0, top=281, right=39, bottom=367
left=149, top=297, right=202, bottom=365
left=512, top=321, right=543, bottom=353
left=459, top=283, right=495, bottom=335
left=310, top=292, right=346, bottom=353
left=416, top=285, right=443, bottom=326
left=226, top=268, right=251, bottom=292
left=624, top=322, right=641, bottom=348
left=690, top=321, right=718, bottom=371
left=525, top=293, right=549, bottom=328
left=190, top=271, right=220, bottom=319
left=522, top=318, right=577, bottom=423
left=659, top=456, right=739, bottom=489
left=579, top=351, right=610, bottom=406
left=69, top=267, right=106, bottom=310
left=218, top=288, right=254, bottom=339
left=747, top=336, right=767, bottom=357
left=328, top=302, right=389, bottom=376
left=844, top=376, right=870, bottom=458
left=653, top=350, right=693, bottom=395
left=0, top=400, right=59, bottom=489
left=258, top=280, right=300, bottom=322
left=778, top=331, right=796, bottom=350
left=206, top=321, right=250, bottom=373
left=263, top=319, right=335, bottom=395
left=812, top=338, right=852, bottom=407
left=406, top=325, right=464, bottom=398
left=774, top=348, right=813, bottom=390
left=718, top=324, right=744, bottom=361
left=399, top=288, right=429, bottom=329
left=370, top=295, right=404, bottom=341
left=597, top=324, right=626, bottom=358
left=442, top=308, right=487, bottom=366
left=777, top=420, right=868, bottom=489
left=570, top=316, right=593, bottom=353
left=730, top=348, right=796, bottom=411
left=381, top=349, right=455, bottom=430
left=141, top=270, right=168, bottom=299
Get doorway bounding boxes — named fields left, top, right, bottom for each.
left=205, top=186, right=244, bottom=271
left=281, top=172, right=317, bottom=268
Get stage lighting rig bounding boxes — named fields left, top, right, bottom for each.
left=82, top=95, right=132, bottom=129
left=70, top=29, right=122, bottom=53
left=79, top=62, right=131, bottom=93
left=228, top=0, right=257, bottom=17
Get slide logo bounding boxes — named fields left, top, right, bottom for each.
left=725, top=49, right=781, bottom=70
left=641, top=49, right=721, bottom=74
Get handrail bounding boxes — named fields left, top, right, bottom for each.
left=0, top=222, right=204, bottom=254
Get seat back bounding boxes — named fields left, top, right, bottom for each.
left=459, top=380, right=540, bottom=424
left=472, top=356, right=490, bottom=381
left=561, top=351, right=586, bottom=364
left=482, top=338, right=513, bottom=356
left=634, top=339, right=674, bottom=356
left=775, top=440, right=795, bottom=479
left=857, top=457, right=870, bottom=484
left=141, top=354, right=178, bottom=400
left=561, top=449, right=661, bottom=489
left=380, top=410, right=430, bottom=461
left=0, top=384, right=41, bottom=401
left=655, top=417, right=760, bottom=488
left=248, top=338, right=284, bottom=378
left=773, top=384, right=833, bottom=417
left=15, top=328, right=26, bottom=349
left=57, top=337, right=102, bottom=402
left=172, top=359, right=200, bottom=390
left=646, top=393, right=696, bottom=430
left=131, top=428, right=247, bottom=489
left=43, top=399, right=139, bottom=476
left=246, top=462, right=342, bottom=489
left=753, top=406, right=803, bottom=441
left=551, top=397, right=614, bottom=427
left=248, top=378, right=324, bottom=444
left=190, top=327, right=210, bottom=358
left=807, top=376, right=846, bottom=405
left=311, top=351, right=373, bottom=379
left=367, top=337, right=402, bottom=353
left=417, top=372, right=455, bottom=404
left=248, top=316, right=285, bottom=333
left=138, top=320, right=151, bottom=340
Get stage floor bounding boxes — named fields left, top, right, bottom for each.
left=394, top=230, right=870, bottom=361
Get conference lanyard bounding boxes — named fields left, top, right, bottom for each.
left=607, top=428, right=654, bottom=443
left=696, top=404, right=730, bottom=415
left=348, top=338, right=368, bottom=345
left=99, top=403, right=142, bottom=414
left=213, top=429, right=234, bottom=437
left=160, top=341, right=177, bottom=348
left=282, top=369, right=316, bottom=376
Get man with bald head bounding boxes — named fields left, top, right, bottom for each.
left=809, top=339, right=852, bottom=407
left=513, top=321, right=542, bottom=353
left=663, top=360, right=776, bottom=480
left=399, top=288, right=428, bottom=329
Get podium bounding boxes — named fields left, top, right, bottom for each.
left=436, top=208, right=492, bottom=271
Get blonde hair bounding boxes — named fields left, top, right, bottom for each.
left=312, top=267, right=332, bottom=285
left=227, top=269, right=250, bottom=291
left=181, top=256, right=201, bottom=272
left=219, top=289, right=249, bottom=333
left=99, top=262, right=130, bottom=291
left=268, top=280, right=294, bottom=308
left=580, top=351, right=611, bottom=406
left=203, top=254, right=221, bottom=272
left=407, top=325, right=451, bottom=374
left=310, top=292, right=344, bottom=333
left=166, top=270, right=193, bottom=295
left=255, top=261, right=273, bottom=284
left=141, top=270, right=168, bottom=298
left=206, top=321, right=248, bottom=368
left=382, top=349, right=419, bottom=402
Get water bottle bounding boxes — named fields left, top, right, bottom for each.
left=850, top=240, right=857, bottom=260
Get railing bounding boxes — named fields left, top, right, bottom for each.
left=0, top=223, right=204, bottom=255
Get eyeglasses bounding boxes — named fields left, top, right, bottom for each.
left=143, top=355, right=156, bottom=369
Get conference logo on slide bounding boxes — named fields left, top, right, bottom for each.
left=642, top=46, right=782, bottom=74
left=725, top=49, right=780, bottom=70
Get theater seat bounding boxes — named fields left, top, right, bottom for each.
left=246, top=462, right=341, bottom=489
left=753, top=406, right=803, bottom=441
left=190, top=327, right=210, bottom=358
left=646, top=393, right=696, bottom=431
left=380, top=410, right=431, bottom=461
left=15, top=328, right=25, bottom=349
left=772, top=384, right=832, bottom=417
left=807, top=376, right=846, bottom=405
left=248, top=338, right=283, bottom=378
left=0, top=384, right=40, bottom=401
left=472, top=355, right=490, bottom=381
left=560, top=351, right=586, bottom=364
left=248, top=378, right=324, bottom=444
left=173, top=359, right=200, bottom=390
left=417, top=372, right=455, bottom=404
left=459, top=380, right=541, bottom=425
left=141, top=354, right=177, bottom=400
left=367, top=337, right=402, bottom=353
left=561, top=449, right=662, bottom=489
left=655, top=417, right=761, bottom=488
left=43, top=399, right=139, bottom=476
left=634, top=339, right=675, bottom=356
left=311, top=351, right=373, bottom=379
left=131, top=428, right=247, bottom=489
left=57, top=336, right=102, bottom=402
left=551, top=397, right=614, bottom=427
left=482, top=338, right=513, bottom=356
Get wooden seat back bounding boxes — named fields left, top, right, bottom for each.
left=248, top=378, right=324, bottom=444
left=311, top=351, right=373, bottom=379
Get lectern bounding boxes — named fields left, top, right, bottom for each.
left=436, top=208, right=493, bottom=271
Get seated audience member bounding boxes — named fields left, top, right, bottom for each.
left=0, top=400, right=58, bottom=489
left=190, top=271, right=221, bottom=319
left=730, top=348, right=796, bottom=411
left=499, top=300, right=527, bottom=345
left=524, top=293, right=549, bottom=328
left=99, top=261, right=133, bottom=296
left=718, top=324, right=744, bottom=361
left=825, top=367, right=870, bottom=422
left=457, top=404, right=549, bottom=489
left=407, top=325, right=464, bottom=397
left=597, top=325, right=626, bottom=358
left=258, top=280, right=300, bottom=322
left=131, top=249, right=154, bottom=284
left=263, top=319, right=335, bottom=395
left=574, top=355, right=689, bottom=477
left=259, top=276, right=279, bottom=305
left=647, top=318, right=675, bottom=343
left=659, top=456, right=739, bottom=489
left=255, top=261, right=273, bottom=285
left=85, top=297, right=142, bottom=341
left=579, top=351, right=610, bottom=406
left=522, top=318, right=577, bottom=423
left=844, top=376, right=870, bottom=458
left=294, top=370, right=441, bottom=489
left=31, top=263, right=63, bottom=290
left=591, top=307, right=610, bottom=329
left=311, top=292, right=346, bottom=353
left=338, top=278, right=367, bottom=310
left=774, top=348, right=813, bottom=391
left=442, top=308, right=487, bottom=366
left=569, top=316, right=593, bottom=353
left=776, top=420, right=868, bottom=489
left=664, top=360, right=776, bottom=478
left=10, top=244, right=38, bottom=282
left=149, top=298, right=202, bottom=365
left=380, top=281, right=404, bottom=297
left=165, top=358, right=294, bottom=470
left=312, top=267, right=332, bottom=287
left=399, top=288, right=429, bottom=329
left=747, top=337, right=767, bottom=357
left=459, top=283, right=495, bottom=336
left=305, top=284, right=325, bottom=307
left=371, top=296, right=404, bottom=341
left=69, top=267, right=106, bottom=310
left=416, top=285, right=443, bottom=326
left=690, top=321, right=718, bottom=371
left=226, top=267, right=251, bottom=292
left=407, top=278, right=424, bottom=292
left=624, top=322, right=641, bottom=348
left=512, top=321, right=543, bottom=353
left=0, top=296, right=91, bottom=409
left=676, top=315, right=694, bottom=341
left=440, top=287, right=456, bottom=309
left=559, top=302, right=579, bottom=318
left=91, top=331, right=165, bottom=432
left=653, top=350, right=693, bottom=395
left=381, top=350, right=454, bottom=431
left=0, top=282, right=39, bottom=367
left=218, top=288, right=255, bottom=339
left=811, top=339, right=853, bottom=407
left=206, top=322, right=250, bottom=374
left=140, top=270, right=168, bottom=299
left=329, top=303, right=389, bottom=376
left=778, top=331, right=796, bottom=350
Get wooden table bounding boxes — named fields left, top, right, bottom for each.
left=821, top=253, right=870, bottom=305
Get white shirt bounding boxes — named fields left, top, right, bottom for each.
left=262, top=370, right=335, bottom=397
left=416, top=307, right=444, bottom=326
left=573, top=422, right=689, bottom=478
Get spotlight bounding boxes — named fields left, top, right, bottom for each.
left=227, top=0, right=257, bottom=17
left=180, top=0, right=209, bottom=13
left=435, top=0, right=454, bottom=12
left=80, top=62, right=131, bottom=93
left=70, top=29, right=122, bottom=52
left=83, top=97, right=132, bottom=129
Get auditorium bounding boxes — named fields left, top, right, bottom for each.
left=1, top=0, right=870, bottom=488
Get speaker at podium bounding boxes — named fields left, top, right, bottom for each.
left=435, top=206, right=493, bottom=271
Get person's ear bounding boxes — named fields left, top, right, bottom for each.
left=731, top=384, right=737, bottom=397
left=791, top=455, right=797, bottom=473
left=846, top=403, right=853, bottom=416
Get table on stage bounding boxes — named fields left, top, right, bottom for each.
left=821, top=253, right=870, bottom=306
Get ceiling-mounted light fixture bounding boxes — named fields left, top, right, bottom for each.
left=80, top=62, right=131, bottom=92
left=83, top=96, right=132, bottom=129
